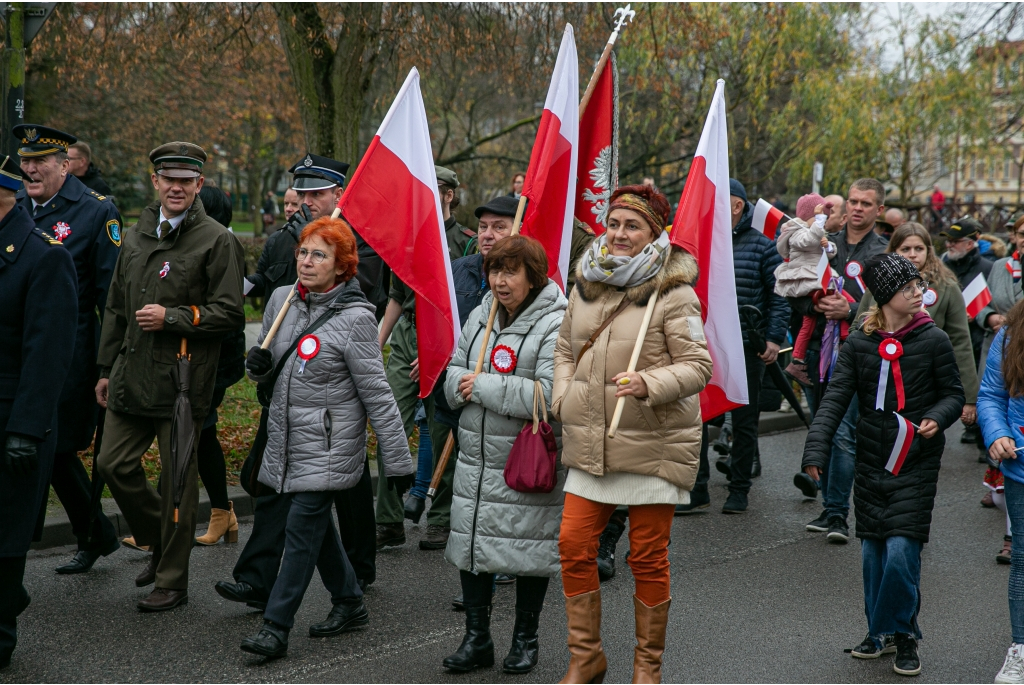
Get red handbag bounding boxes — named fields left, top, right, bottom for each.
left=504, top=380, right=558, bottom=493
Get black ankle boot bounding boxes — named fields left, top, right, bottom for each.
left=442, top=606, right=494, bottom=672
left=240, top=620, right=289, bottom=658
left=502, top=609, right=540, bottom=673
left=404, top=495, right=425, bottom=524
left=596, top=518, right=625, bottom=582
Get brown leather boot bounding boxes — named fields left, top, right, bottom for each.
left=631, top=595, right=671, bottom=684
left=196, top=502, right=238, bottom=545
left=559, top=590, right=607, bottom=684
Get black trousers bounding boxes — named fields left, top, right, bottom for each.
left=726, top=350, right=765, bottom=496
left=0, top=556, right=29, bottom=664
left=233, top=458, right=377, bottom=595
left=50, top=450, right=117, bottom=551
left=459, top=569, right=549, bottom=613
left=263, top=491, right=362, bottom=630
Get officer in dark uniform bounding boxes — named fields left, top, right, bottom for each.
left=14, top=124, right=123, bottom=574
left=0, top=155, right=78, bottom=669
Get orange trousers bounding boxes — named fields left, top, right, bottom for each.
left=559, top=492, right=674, bottom=606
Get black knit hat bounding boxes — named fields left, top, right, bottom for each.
left=863, top=253, right=921, bottom=305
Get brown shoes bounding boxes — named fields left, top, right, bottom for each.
left=121, top=536, right=151, bottom=552
left=631, top=596, right=671, bottom=684
left=419, top=524, right=450, bottom=550
left=135, top=556, right=158, bottom=587
left=196, top=502, right=239, bottom=545
left=559, top=589, right=607, bottom=684
left=138, top=587, right=188, bottom=612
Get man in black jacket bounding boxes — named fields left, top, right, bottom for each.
left=705, top=179, right=789, bottom=514
left=796, top=178, right=890, bottom=542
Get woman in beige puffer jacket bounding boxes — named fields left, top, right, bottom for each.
left=552, top=185, right=713, bottom=684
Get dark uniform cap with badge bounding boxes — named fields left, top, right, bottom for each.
left=290, top=153, right=349, bottom=191
left=435, top=165, right=459, bottom=189
left=475, top=194, right=520, bottom=219
left=13, top=124, right=76, bottom=159
left=150, top=141, right=207, bottom=179
left=940, top=216, right=983, bottom=240
left=0, top=154, right=23, bottom=192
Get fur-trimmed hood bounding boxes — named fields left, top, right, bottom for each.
left=575, top=247, right=699, bottom=306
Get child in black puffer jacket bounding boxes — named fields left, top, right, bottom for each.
left=801, top=253, right=965, bottom=678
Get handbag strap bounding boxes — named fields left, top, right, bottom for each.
left=267, top=305, right=340, bottom=388
left=530, top=380, right=548, bottom=434
left=576, top=298, right=632, bottom=367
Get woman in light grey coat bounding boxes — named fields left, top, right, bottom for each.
left=441, top=236, right=567, bottom=675
left=239, top=217, right=411, bottom=659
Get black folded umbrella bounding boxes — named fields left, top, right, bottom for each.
left=740, top=305, right=810, bottom=428
left=169, top=339, right=197, bottom=528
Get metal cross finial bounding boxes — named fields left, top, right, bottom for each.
left=609, top=4, right=636, bottom=44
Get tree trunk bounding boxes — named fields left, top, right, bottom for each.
left=274, top=2, right=335, bottom=156
left=330, top=3, right=383, bottom=164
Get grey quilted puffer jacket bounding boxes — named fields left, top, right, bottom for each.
left=443, top=280, right=567, bottom=577
left=251, top=279, right=411, bottom=493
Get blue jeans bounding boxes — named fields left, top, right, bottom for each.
left=861, top=536, right=923, bottom=640
left=263, top=491, right=363, bottom=630
left=1004, top=478, right=1024, bottom=642
left=824, top=401, right=858, bottom=521
left=408, top=411, right=433, bottom=501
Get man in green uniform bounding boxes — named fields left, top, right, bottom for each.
left=95, top=142, right=245, bottom=611
left=375, top=165, right=473, bottom=551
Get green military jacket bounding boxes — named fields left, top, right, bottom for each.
left=97, top=198, right=245, bottom=419
left=446, top=216, right=477, bottom=260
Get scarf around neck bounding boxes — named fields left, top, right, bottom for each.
left=580, top=230, right=671, bottom=288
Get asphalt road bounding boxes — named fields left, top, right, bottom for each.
left=2, top=423, right=1012, bottom=683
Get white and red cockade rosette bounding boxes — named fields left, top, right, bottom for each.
left=490, top=344, right=517, bottom=374
left=296, top=334, right=321, bottom=375
left=876, top=339, right=906, bottom=412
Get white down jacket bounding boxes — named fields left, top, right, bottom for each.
left=444, top=281, right=567, bottom=577
left=251, top=279, right=411, bottom=493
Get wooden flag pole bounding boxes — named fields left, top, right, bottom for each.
left=428, top=195, right=528, bottom=497
left=579, top=4, right=634, bottom=116
left=260, top=280, right=299, bottom=350
left=607, top=244, right=671, bottom=438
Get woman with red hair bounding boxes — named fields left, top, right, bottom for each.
left=239, top=217, right=412, bottom=658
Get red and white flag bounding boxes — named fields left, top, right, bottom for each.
left=519, top=24, right=578, bottom=291
left=885, top=413, right=916, bottom=476
left=670, top=79, right=748, bottom=421
left=337, top=67, right=459, bottom=399
left=752, top=198, right=784, bottom=240
left=815, top=248, right=831, bottom=292
left=574, top=52, right=617, bottom=236
left=963, top=272, right=993, bottom=319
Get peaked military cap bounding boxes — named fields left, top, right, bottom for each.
left=0, top=155, right=22, bottom=192
left=150, top=141, right=207, bottom=179
left=290, top=153, right=349, bottom=191
left=14, top=124, right=76, bottom=159
left=435, top=165, right=459, bottom=189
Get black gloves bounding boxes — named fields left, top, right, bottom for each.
left=285, top=204, right=313, bottom=237
left=4, top=434, right=39, bottom=476
left=387, top=473, right=415, bottom=499
left=246, top=346, right=274, bottom=377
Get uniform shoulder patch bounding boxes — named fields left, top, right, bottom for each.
left=106, top=219, right=122, bottom=247
left=88, top=190, right=107, bottom=201
left=34, top=228, right=64, bottom=246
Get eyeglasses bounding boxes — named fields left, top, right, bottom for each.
left=900, top=280, right=929, bottom=299
left=1014, top=230, right=1024, bottom=239
left=295, top=247, right=328, bottom=264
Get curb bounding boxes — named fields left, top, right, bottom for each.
left=32, top=412, right=805, bottom=552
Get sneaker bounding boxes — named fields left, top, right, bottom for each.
left=675, top=490, right=710, bottom=515
left=893, top=632, right=921, bottom=676
left=983, top=491, right=996, bottom=508
left=826, top=517, right=850, bottom=544
left=419, top=524, right=451, bottom=550
left=847, top=633, right=896, bottom=659
left=999, top=536, right=1013, bottom=565
left=494, top=573, right=516, bottom=585
left=806, top=510, right=830, bottom=532
left=375, top=523, right=405, bottom=550
left=785, top=361, right=812, bottom=387
left=721, top=491, right=747, bottom=514
left=793, top=472, right=820, bottom=499
left=995, top=643, right=1024, bottom=683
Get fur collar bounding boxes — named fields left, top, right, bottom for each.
left=575, top=248, right=699, bottom=306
